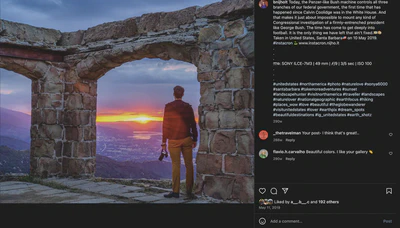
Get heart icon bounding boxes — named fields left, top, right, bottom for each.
left=259, top=188, right=266, bottom=194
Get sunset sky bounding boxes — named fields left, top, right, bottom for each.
left=0, top=0, right=218, bottom=123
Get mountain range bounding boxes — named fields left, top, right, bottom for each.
left=0, top=145, right=186, bottom=179
left=0, top=107, right=31, bottom=143
left=0, top=107, right=189, bottom=179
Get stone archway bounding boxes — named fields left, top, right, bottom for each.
left=0, top=0, right=254, bottom=203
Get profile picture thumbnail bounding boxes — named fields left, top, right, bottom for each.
left=259, top=149, right=268, bottom=159
left=259, top=130, right=268, bottom=140
left=259, top=0, right=268, bottom=9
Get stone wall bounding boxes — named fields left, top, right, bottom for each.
left=0, top=0, right=254, bottom=203
left=194, top=16, right=254, bottom=203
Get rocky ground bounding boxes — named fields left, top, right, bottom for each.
left=0, top=174, right=238, bottom=204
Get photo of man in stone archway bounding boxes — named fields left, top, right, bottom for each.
left=0, top=0, right=255, bottom=204
left=161, top=85, right=198, bottom=200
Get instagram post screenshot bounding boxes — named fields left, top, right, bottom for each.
left=0, top=0, right=395, bottom=227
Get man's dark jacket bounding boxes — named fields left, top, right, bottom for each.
left=162, top=100, right=198, bottom=143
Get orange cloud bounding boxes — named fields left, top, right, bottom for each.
left=0, top=89, right=13, bottom=95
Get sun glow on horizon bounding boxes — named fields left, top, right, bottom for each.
left=96, top=112, right=198, bottom=124
left=96, top=113, right=163, bottom=124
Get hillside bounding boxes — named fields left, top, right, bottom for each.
left=0, top=107, right=31, bottom=143
left=0, top=145, right=30, bottom=174
left=0, top=145, right=190, bottom=180
left=0, top=135, right=30, bottom=150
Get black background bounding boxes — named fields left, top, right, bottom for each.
left=255, top=0, right=396, bottom=226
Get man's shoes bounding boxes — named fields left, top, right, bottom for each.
left=184, top=193, right=197, bottom=200
left=164, top=192, right=179, bottom=198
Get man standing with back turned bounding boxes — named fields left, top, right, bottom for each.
left=162, top=85, right=198, bottom=200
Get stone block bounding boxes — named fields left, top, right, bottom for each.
left=43, top=109, right=57, bottom=124
left=73, top=82, right=90, bottom=93
left=198, top=130, right=209, bottom=151
left=137, top=13, right=162, bottom=34
left=31, top=139, right=55, bottom=158
left=32, top=62, right=50, bottom=79
left=198, top=51, right=212, bottom=72
left=214, top=80, right=226, bottom=90
left=89, top=82, right=97, bottom=96
left=193, top=173, right=205, bottom=194
left=196, top=153, right=223, bottom=175
left=74, top=142, right=92, bottom=158
left=234, top=90, right=254, bottom=109
left=209, top=39, right=233, bottom=50
left=236, top=110, right=251, bottom=129
left=215, top=91, right=232, bottom=109
left=237, top=32, right=254, bottom=60
left=232, top=176, right=254, bottom=203
left=37, top=94, right=52, bottom=108
left=210, top=130, right=236, bottom=154
left=30, top=125, right=39, bottom=139
left=200, top=82, right=215, bottom=105
left=82, top=95, right=97, bottom=110
left=90, top=142, right=96, bottom=157
left=85, top=158, right=96, bottom=175
left=65, top=94, right=83, bottom=110
left=205, top=111, right=219, bottom=129
left=63, top=141, right=73, bottom=157
left=1, top=19, right=61, bottom=45
left=159, top=6, right=197, bottom=30
left=84, top=126, right=96, bottom=141
left=44, top=66, right=63, bottom=83
left=62, top=158, right=85, bottom=177
left=225, top=68, right=250, bottom=88
left=31, top=109, right=41, bottom=125
left=203, top=176, right=234, bottom=200
left=236, top=130, right=254, bottom=155
left=65, top=69, right=78, bottom=82
left=37, top=157, right=61, bottom=178
left=41, top=81, right=63, bottom=94
left=82, top=17, right=138, bottom=44
left=58, top=30, right=84, bottom=46
left=228, top=48, right=249, bottom=67
left=90, top=111, right=97, bottom=125
left=65, top=126, right=83, bottom=141
left=245, top=15, right=254, bottom=31
left=224, top=155, right=253, bottom=175
left=212, top=49, right=228, bottom=70
left=55, top=141, right=62, bottom=157
left=32, top=80, right=40, bottom=93
left=195, top=0, right=253, bottom=19
left=198, top=25, right=222, bottom=43
left=39, top=124, right=63, bottom=140
left=224, top=19, right=245, bottom=38
left=197, top=71, right=220, bottom=82
left=219, top=111, right=236, bottom=129
left=64, top=111, right=91, bottom=126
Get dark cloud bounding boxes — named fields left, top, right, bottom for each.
left=1, top=0, right=220, bottom=32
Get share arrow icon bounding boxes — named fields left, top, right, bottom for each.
left=282, top=188, right=289, bottom=194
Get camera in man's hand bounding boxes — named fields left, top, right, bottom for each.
left=159, top=149, right=168, bottom=161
